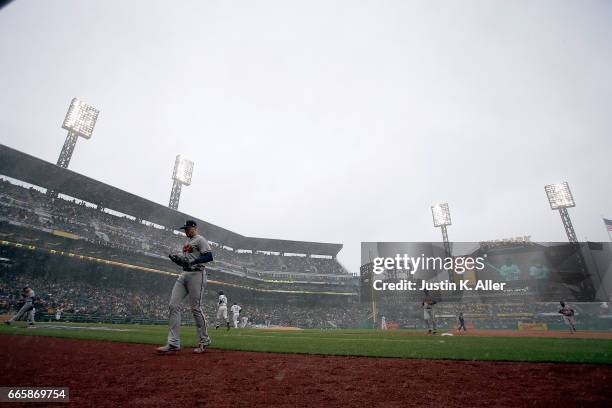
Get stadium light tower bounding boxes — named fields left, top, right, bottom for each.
left=545, top=182, right=578, bottom=243
left=431, top=203, right=452, bottom=258
left=56, top=98, right=99, bottom=168
left=168, top=155, right=194, bottom=210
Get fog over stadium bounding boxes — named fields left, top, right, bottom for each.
left=1, top=0, right=611, bottom=273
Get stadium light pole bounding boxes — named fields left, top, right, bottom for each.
left=56, top=98, right=99, bottom=169
left=431, top=203, right=454, bottom=282
left=545, top=182, right=578, bottom=243
left=168, top=155, right=194, bottom=210
left=431, top=203, right=452, bottom=258
left=545, top=182, right=595, bottom=299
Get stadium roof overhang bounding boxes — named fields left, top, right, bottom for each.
left=0, top=144, right=343, bottom=257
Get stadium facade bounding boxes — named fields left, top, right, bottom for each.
left=0, top=144, right=360, bottom=327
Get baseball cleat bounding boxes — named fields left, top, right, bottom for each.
left=4, top=321, right=10, bottom=326
left=193, top=340, right=211, bottom=354
left=157, top=344, right=180, bottom=354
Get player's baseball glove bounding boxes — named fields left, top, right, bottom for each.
left=169, top=254, right=190, bottom=268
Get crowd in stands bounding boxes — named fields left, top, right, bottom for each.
left=0, top=273, right=167, bottom=320
left=2, top=266, right=609, bottom=330
left=0, top=268, right=368, bottom=328
left=0, top=178, right=348, bottom=279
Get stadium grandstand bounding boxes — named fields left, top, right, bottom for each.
left=0, top=144, right=363, bottom=327
left=1, top=144, right=610, bottom=331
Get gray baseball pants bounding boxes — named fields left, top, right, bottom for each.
left=10, top=302, right=34, bottom=323
left=166, top=270, right=210, bottom=348
left=424, top=310, right=437, bottom=331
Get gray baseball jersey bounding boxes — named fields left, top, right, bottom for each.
left=24, top=289, right=35, bottom=303
left=179, top=235, right=212, bottom=270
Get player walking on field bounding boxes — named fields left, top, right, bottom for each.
left=456, top=312, right=467, bottom=332
left=558, top=301, right=577, bottom=333
left=230, top=302, right=242, bottom=329
left=4, top=286, right=36, bottom=327
left=422, top=295, right=437, bottom=335
left=380, top=315, right=388, bottom=330
left=157, top=220, right=214, bottom=354
left=215, top=291, right=230, bottom=330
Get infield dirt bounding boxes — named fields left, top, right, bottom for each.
left=1, top=334, right=610, bottom=407
left=401, top=329, right=612, bottom=339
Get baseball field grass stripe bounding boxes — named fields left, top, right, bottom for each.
left=1, top=323, right=611, bottom=364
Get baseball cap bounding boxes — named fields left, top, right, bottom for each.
left=179, top=220, right=197, bottom=229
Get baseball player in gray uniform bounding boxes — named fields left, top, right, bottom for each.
left=215, top=291, right=230, bottom=330
left=559, top=301, right=577, bottom=333
left=456, top=312, right=467, bottom=332
left=230, top=302, right=242, bottom=329
left=157, top=220, right=214, bottom=354
left=4, top=286, right=36, bottom=326
left=422, top=295, right=437, bottom=335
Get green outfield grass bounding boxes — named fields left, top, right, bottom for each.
left=1, top=322, right=611, bottom=364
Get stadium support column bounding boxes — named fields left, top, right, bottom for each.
left=360, top=262, right=376, bottom=327
left=168, top=179, right=182, bottom=210
left=559, top=208, right=578, bottom=243
left=56, top=131, right=79, bottom=168
left=370, top=262, right=377, bottom=327
left=441, top=225, right=453, bottom=281
left=49, top=131, right=78, bottom=197
left=557, top=206, right=590, bottom=298
left=441, top=225, right=451, bottom=258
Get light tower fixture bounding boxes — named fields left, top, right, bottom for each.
left=431, top=203, right=452, bottom=259
left=545, top=181, right=578, bottom=242
left=57, top=98, right=99, bottom=168
left=168, top=155, right=194, bottom=210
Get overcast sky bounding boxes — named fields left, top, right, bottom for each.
left=0, top=0, right=611, bottom=273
